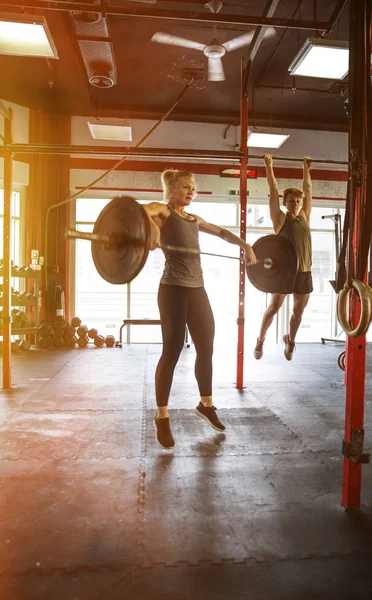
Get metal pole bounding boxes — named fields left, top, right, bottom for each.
left=5, top=144, right=243, bottom=161
left=245, top=154, right=347, bottom=165
left=3, top=144, right=348, bottom=165
left=236, top=60, right=249, bottom=390
left=2, top=107, right=13, bottom=389
left=0, top=1, right=332, bottom=31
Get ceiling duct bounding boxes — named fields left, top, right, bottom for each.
left=71, top=11, right=102, bottom=25
left=70, top=11, right=116, bottom=88
left=70, top=11, right=107, bottom=36
left=77, top=40, right=117, bottom=87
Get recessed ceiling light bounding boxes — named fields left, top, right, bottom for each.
left=0, top=13, right=58, bottom=58
left=88, top=122, right=133, bottom=142
left=288, top=38, right=349, bottom=80
left=248, top=132, right=289, bottom=148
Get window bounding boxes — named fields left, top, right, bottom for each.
left=74, top=196, right=350, bottom=346
left=75, top=222, right=128, bottom=336
left=0, top=190, right=21, bottom=266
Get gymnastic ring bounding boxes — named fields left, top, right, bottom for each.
left=336, top=279, right=372, bottom=338
left=337, top=350, right=346, bottom=372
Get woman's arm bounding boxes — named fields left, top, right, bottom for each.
left=195, top=215, right=256, bottom=264
left=142, top=202, right=170, bottom=250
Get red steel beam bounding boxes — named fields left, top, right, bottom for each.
left=342, top=188, right=367, bottom=508
left=341, top=0, right=370, bottom=509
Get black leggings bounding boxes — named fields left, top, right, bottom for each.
left=155, top=284, right=215, bottom=407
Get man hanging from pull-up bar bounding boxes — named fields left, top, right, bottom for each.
left=254, top=154, right=313, bottom=361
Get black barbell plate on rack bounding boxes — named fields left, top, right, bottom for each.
left=246, top=234, right=298, bottom=293
left=91, top=196, right=151, bottom=285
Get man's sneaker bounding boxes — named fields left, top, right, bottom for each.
left=195, top=402, right=225, bottom=431
left=283, top=334, right=295, bottom=361
left=154, top=417, right=175, bottom=449
left=254, top=338, right=264, bottom=359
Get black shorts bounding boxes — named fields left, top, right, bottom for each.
left=279, top=271, right=313, bottom=295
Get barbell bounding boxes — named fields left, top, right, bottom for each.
left=64, top=196, right=299, bottom=293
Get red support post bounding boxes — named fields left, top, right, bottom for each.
left=340, top=0, right=371, bottom=509
left=342, top=187, right=367, bottom=509
left=2, top=108, right=13, bottom=389
left=236, top=60, right=249, bottom=389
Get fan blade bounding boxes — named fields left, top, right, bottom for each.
left=223, top=27, right=276, bottom=52
left=151, top=32, right=205, bottom=51
left=208, top=57, right=225, bottom=81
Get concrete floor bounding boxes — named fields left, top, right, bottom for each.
left=0, top=341, right=372, bottom=600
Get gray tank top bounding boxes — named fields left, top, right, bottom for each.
left=279, top=213, right=312, bottom=272
left=160, top=207, right=204, bottom=287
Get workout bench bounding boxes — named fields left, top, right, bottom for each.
left=116, top=319, right=190, bottom=347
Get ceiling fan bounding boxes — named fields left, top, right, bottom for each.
left=151, top=1, right=276, bottom=82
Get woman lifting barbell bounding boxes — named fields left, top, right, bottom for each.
left=144, top=169, right=256, bottom=450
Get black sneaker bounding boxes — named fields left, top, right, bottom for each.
left=154, top=417, right=175, bottom=449
left=195, top=402, right=226, bottom=431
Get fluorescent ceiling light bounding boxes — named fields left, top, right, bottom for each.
left=288, top=38, right=349, bottom=80
left=248, top=132, right=289, bottom=148
left=88, top=122, right=133, bottom=142
left=0, top=13, right=58, bottom=58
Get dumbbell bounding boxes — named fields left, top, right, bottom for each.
left=94, top=335, right=105, bottom=347
left=38, top=322, right=53, bottom=337
left=71, top=316, right=82, bottom=328
left=52, top=320, right=67, bottom=347
left=77, top=335, right=89, bottom=348
left=37, top=321, right=54, bottom=349
left=64, top=325, right=75, bottom=338
left=74, top=325, right=89, bottom=349
left=105, top=335, right=116, bottom=347
left=77, top=325, right=88, bottom=337
left=65, top=335, right=78, bottom=348
left=38, top=336, right=54, bottom=349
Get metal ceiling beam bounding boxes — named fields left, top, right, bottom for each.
left=328, top=0, right=349, bottom=32
left=246, top=113, right=348, bottom=132
left=244, top=0, right=281, bottom=64
left=255, top=84, right=342, bottom=94
left=253, top=0, right=305, bottom=88
left=242, top=0, right=281, bottom=92
left=0, top=1, right=332, bottom=31
left=3, top=144, right=243, bottom=160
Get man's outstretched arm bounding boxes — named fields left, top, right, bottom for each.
left=300, top=157, right=312, bottom=221
left=265, top=154, right=285, bottom=233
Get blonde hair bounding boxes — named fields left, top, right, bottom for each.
left=283, top=187, right=304, bottom=203
left=161, top=169, right=194, bottom=202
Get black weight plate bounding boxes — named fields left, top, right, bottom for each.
left=92, top=196, right=150, bottom=285
left=246, top=234, right=298, bottom=293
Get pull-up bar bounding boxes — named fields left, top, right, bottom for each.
left=248, top=154, right=348, bottom=166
